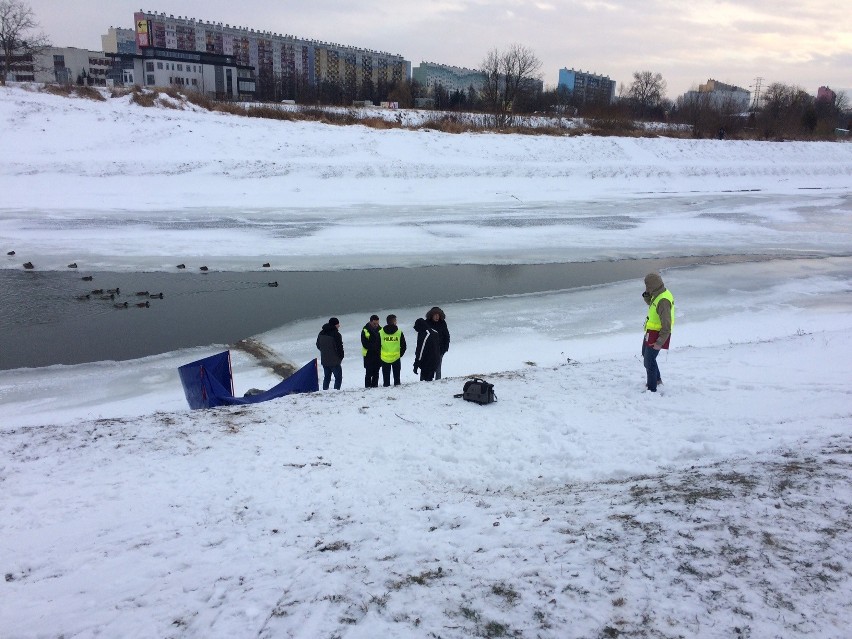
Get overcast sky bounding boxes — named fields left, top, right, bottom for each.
left=24, top=0, right=852, bottom=99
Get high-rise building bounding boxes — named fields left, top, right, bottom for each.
left=681, top=79, right=750, bottom=113
left=127, top=11, right=411, bottom=101
left=817, top=86, right=837, bottom=104
left=102, top=27, right=136, bottom=55
left=412, top=62, right=485, bottom=95
left=558, top=68, right=616, bottom=104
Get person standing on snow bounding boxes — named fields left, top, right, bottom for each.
left=413, top=317, right=441, bottom=381
left=379, top=314, right=407, bottom=386
left=316, top=317, right=344, bottom=390
left=361, top=314, right=382, bottom=388
left=425, top=306, right=450, bottom=379
left=642, top=272, right=674, bottom=393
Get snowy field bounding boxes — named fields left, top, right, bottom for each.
left=1, top=85, right=852, bottom=638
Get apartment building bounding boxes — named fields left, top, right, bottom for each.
left=129, top=10, right=410, bottom=100
left=698, top=79, right=750, bottom=111
left=682, top=79, right=751, bottom=112
left=557, top=68, right=617, bottom=104
left=102, top=27, right=137, bottom=55
left=4, top=47, right=113, bottom=85
left=412, top=62, right=485, bottom=95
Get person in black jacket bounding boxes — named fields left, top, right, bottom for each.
left=413, top=317, right=441, bottom=381
left=361, top=314, right=382, bottom=388
left=425, top=306, right=450, bottom=379
left=316, top=317, right=344, bottom=390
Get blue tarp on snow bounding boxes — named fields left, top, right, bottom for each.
left=178, top=351, right=318, bottom=409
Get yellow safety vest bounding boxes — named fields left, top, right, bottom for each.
left=645, top=290, right=675, bottom=331
left=361, top=327, right=372, bottom=357
left=379, top=328, right=402, bottom=363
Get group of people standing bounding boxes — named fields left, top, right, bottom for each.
left=316, top=273, right=674, bottom=395
left=315, top=306, right=450, bottom=390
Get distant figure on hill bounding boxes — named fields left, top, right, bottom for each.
left=641, top=272, right=675, bottom=393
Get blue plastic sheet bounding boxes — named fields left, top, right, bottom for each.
left=178, top=352, right=318, bottom=409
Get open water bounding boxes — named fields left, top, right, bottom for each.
left=0, top=255, right=808, bottom=369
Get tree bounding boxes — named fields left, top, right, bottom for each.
left=626, top=70, right=667, bottom=118
left=0, top=0, right=49, bottom=86
left=386, top=79, right=413, bottom=108
left=480, top=44, right=542, bottom=128
left=759, top=82, right=813, bottom=138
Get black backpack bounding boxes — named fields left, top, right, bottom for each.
left=454, top=378, right=496, bottom=404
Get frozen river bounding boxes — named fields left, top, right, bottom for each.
left=2, top=192, right=852, bottom=369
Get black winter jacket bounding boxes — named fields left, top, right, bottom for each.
left=413, top=318, right=441, bottom=372
left=316, top=323, right=344, bottom=366
left=361, top=322, right=381, bottom=362
left=426, top=306, right=450, bottom=355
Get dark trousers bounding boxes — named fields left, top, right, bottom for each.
left=322, top=365, right=342, bottom=390
left=642, top=343, right=662, bottom=392
left=381, top=360, right=401, bottom=386
left=419, top=366, right=436, bottom=382
left=364, top=357, right=380, bottom=388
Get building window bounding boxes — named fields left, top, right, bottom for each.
left=145, top=61, right=154, bottom=72
left=177, top=64, right=183, bottom=71
left=157, top=62, right=163, bottom=69
left=192, top=78, right=197, bottom=86
left=146, top=74, right=155, bottom=85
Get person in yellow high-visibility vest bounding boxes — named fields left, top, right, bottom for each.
left=378, top=314, right=407, bottom=386
left=642, top=272, right=674, bottom=393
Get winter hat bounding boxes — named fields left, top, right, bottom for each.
left=328, top=317, right=340, bottom=326
left=644, top=273, right=664, bottom=293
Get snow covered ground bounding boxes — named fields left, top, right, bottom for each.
left=1, top=85, right=851, bottom=638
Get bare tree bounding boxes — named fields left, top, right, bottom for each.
left=0, top=0, right=49, bottom=86
left=626, top=70, right=667, bottom=118
left=480, top=44, right=542, bottom=128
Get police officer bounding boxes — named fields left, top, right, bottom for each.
left=378, top=314, right=407, bottom=386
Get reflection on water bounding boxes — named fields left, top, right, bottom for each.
left=0, top=255, right=803, bottom=369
